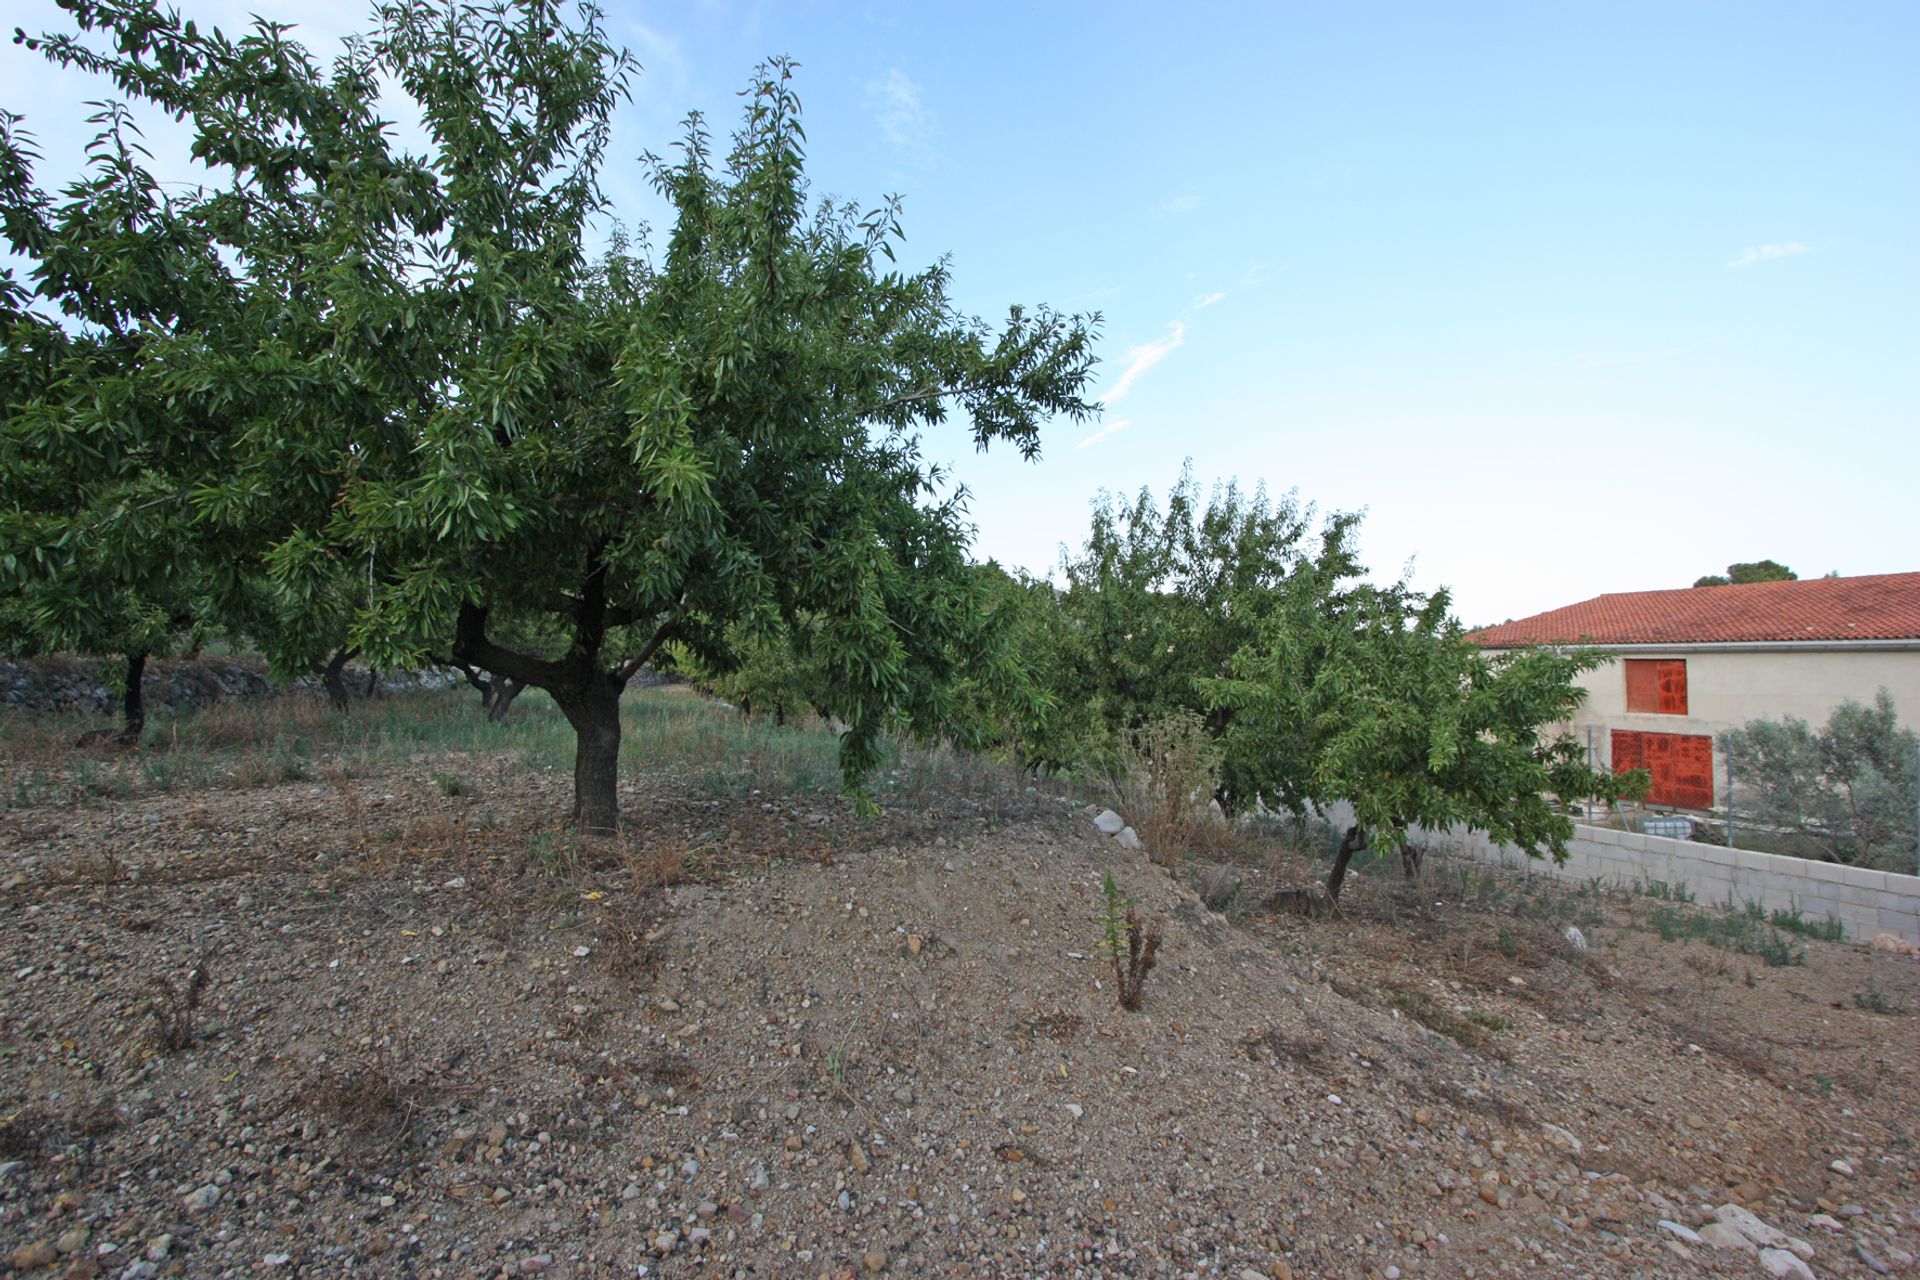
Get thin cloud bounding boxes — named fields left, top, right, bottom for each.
left=1161, top=193, right=1200, bottom=215
left=1727, top=242, right=1811, bottom=269
left=865, top=69, right=932, bottom=153
left=1075, top=418, right=1132, bottom=450
left=1192, top=291, right=1225, bottom=309
left=1096, top=323, right=1185, bottom=406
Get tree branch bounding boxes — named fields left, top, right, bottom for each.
left=613, top=610, right=681, bottom=686
left=453, top=601, right=569, bottom=690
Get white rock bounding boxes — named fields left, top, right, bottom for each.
left=1829, top=1159, right=1854, bottom=1176
left=1658, top=1220, right=1704, bottom=1245
left=1698, top=1223, right=1757, bottom=1252
left=1114, top=826, right=1141, bottom=850
left=183, top=1185, right=220, bottom=1213
left=1064, top=1104, right=1083, bottom=1120
left=1539, top=1123, right=1584, bottom=1156
left=1786, top=1238, right=1815, bottom=1260
left=1562, top=925, right=1588, bottom=953
left=1093, top=809, right=1126, bottom=835
left=1758, top=1247, right=1816, bottom=1280
left=1717, top=1204, right=1791, bottom=1249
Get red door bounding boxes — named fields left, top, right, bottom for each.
left=1612, top=730, right=1715, bottom=809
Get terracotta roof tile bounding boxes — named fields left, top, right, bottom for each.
left=1468, top=572, right=1920, bottom=647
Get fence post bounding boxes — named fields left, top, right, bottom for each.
left=1725, top=747, right=1735, bottom=849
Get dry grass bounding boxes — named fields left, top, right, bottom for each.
left=1110, top=710, right=1234, bottom=866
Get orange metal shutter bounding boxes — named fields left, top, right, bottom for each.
left=1624, top=661, right=1660, bottom=713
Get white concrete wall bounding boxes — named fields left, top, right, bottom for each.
left=1422, top=820, right=1920, bottom=944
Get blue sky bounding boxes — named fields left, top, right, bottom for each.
left=5, top=1, right=1915, bottom=624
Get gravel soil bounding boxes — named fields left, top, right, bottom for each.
left=1, top=717, right=1916, bottom=1279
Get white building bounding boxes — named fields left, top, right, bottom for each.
left=1471, top=572, right=1920, bottom=811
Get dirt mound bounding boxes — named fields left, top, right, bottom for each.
left=0, top=750, right=1915, bottom=1278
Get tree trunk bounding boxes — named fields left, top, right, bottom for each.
left=1400, top=840, right=1424, bottom=880
left=1324, top=824, right=1367, bottom=902
left=487, top=677, right=525, bottom=723
left=121, top=650, right=148, bottom=743
left=556, top=679, right=623, bottom=833
left=316, top=647, right=352, bottom=712
left=364, top=668, right=381, bottom=699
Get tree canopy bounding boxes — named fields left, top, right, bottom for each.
left=1723, top=691, right=1917, bottom=870
left=4, top=2, right=1100, bottom=828
left=1694, top=560, right=1797, bottom=587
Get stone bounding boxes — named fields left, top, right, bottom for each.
left=519, top=1255, right=553, bottom=1274
left=144, top=1237, right=172, bottom=1262
left=0, top=1161, right=21, bottom=1183
left=906, top=934, right=923, bottom=956
left=1093, top=809, right=1126, bottom=835
left=1562, top=926, right=1588, bottom=953
left=1828, top=1159, right=1854, bottom=1176
left=54, top=1228, right=89, bottom=1255
left=1698, top=1223, right=1756, bottom=1252
left=1870, top=931, right=1918, bottom=956
left=1539, top=1123, right=1583, bottom=1156
left=1114, top=827, right=1141, bottom=850
left=848, top=1143, right=870, bottom=1174
left=862, top=1248, right=887, bottom=1272
left=1854, top=1243, right=1891, bottom=1275
left=1807, top=1214, right=1844, bottom=1232
left=1657, top=1220, right=1703, bottom=1245
left=183, top=1185, right=221, bottom=1213
left=653, top=1231, right=679, bottom=1255
left=892, top=1085, right=913, bottom=1105
left=10, top=1241, right=59, bottom=1271
left=1716, top=1203, right=1790, bottom=1248
left=1758, top=1247, right=1816, bottom=1280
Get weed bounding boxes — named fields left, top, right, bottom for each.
left=529, top=829, right=584, bottom=878
left=1196, top=864, right=1242, bottom=913
left=1387, top=988, right=1508, bottom=1051
left=295, top=1043, right=406, bottom=1132
left=1769, top=906, right=1846, bottom=942
left=1852, top=982, right=1902, bottom=1015
left=1110, top=710, right=1226, bottom=866
left=150, top=956, right=210, bottom=1052
left=431, top=770, right=472, bottom=798
left=1495, top=926, right=1518, bottom=958
left=642, top=1051, right=702, bottom=1094
left=1636, top=879, right=1694, bottom=903
left=1750, top=928, right=1805, bottom=968
left=1097, top=872, right=1161, bottom=1011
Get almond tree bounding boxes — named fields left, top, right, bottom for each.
left=14, top=3, right=1099, bottom=829
left=1208, top=577, right=1636, bottom=903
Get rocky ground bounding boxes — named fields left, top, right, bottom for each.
left=0, top=692, right=1915, bottom=1279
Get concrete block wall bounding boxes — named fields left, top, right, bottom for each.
left=1419, top=820, right=1920, bottom=945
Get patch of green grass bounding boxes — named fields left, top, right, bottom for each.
left=1495, top=926, right=1518, bottom=958
left=1852, top=982, right=1902, bottom=1015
